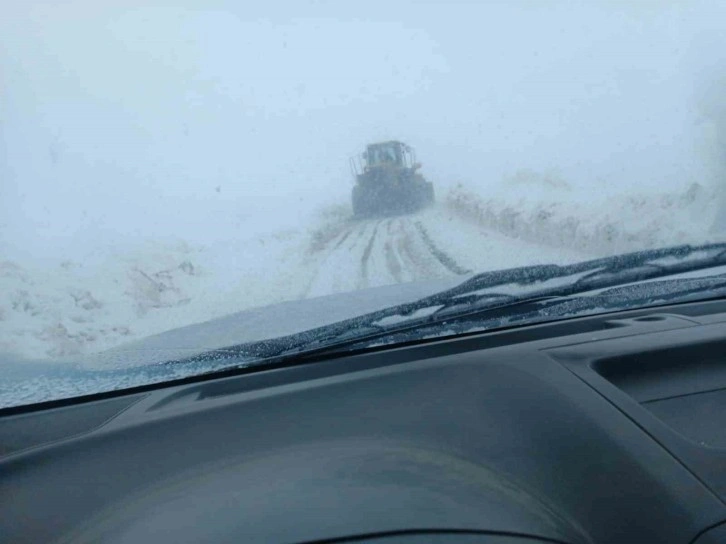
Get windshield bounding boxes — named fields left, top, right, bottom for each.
left=4, top=1, right=726, bottom=408
left=367, top=143, right=402, bottom=166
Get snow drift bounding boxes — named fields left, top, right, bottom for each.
left=446, top=172, right=721, bottom=258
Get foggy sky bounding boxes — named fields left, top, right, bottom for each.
left=3, top=0, right=726, bottom=258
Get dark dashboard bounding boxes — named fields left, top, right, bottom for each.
left=5, top=299, right=726, bottom=543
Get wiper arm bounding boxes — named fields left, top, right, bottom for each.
left=406, top=242, right=726, bottom=321
left=172, top=242, right=726, bottom=368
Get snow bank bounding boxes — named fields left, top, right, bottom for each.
left=0, top=228, right=311, bottom=361
left=446, top=171, right=721, bottom=257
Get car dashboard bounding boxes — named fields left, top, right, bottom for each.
left=4, top=299, right=726, bottom=543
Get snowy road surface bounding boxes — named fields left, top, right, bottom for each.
left=303, top=207, right=582, bottom=298
left=1, top=204, right=586, bottom=360
left=304, top=216, right=469, bottom=298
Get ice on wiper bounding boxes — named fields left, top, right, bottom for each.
left=648, top=248, right=723, bottom=267
left=452, top=270, right=598, bottom=300
left=446, top=243, right=726, bottom=302
left=374, top=305, right=444, bottom=327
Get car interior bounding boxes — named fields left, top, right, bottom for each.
left=4, top=298, right=726, bottom=543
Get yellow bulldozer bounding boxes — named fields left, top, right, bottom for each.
left=350, top=141, right=434, bottom=218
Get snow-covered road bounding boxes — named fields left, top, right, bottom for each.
left=303, top=206, right=584, bottom=299
left=304, top=215, right=469, bottom=298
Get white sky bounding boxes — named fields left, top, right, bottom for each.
left=3, top=0, right=726, bottom=257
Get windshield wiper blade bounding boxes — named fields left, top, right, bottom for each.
left=171, top=242, right=726, bottom=368
left=397, top=241, right=726, bottom=319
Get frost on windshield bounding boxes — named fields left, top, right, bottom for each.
left=3, top=1, right=726, bottom=406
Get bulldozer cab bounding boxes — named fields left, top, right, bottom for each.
left=365, top=142, right=403, bottom=167
left=349, top=141, right=418, bottom=179
left=363, top=141, right=416, bottom=169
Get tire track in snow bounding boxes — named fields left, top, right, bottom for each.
left=332, top=226, right=354, bottom=250
left=302, top=222, right=366, bottom=298
left=305, top=212, right=471, bottom=299
left=348, top=221, right=369, bottom=250
left=383, top=220, right=403, bottom=284
left=358, top=221, right=381, bottom=289
left=414, top=221, right=471, bottom=275
left=395, top=218, right=442, bottom=281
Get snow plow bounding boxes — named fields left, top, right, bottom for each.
left=350, top=141, right=434, bottom=218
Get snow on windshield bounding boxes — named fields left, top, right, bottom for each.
left=451, top=270, right=599, bottom=300
left=3, top=1, right=726, bottom=371
left=373, top=305, right=445, bottom=328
